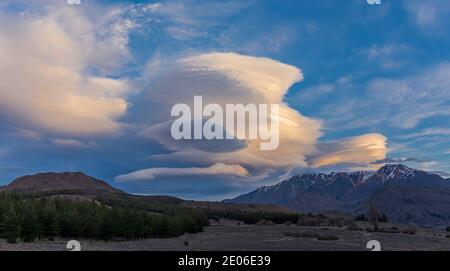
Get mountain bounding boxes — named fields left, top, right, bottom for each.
left=226, top=165, right=450, bottom=227
left=0, top=171, right=291, bottom=214
left=0, top=172, right=125, bottom=195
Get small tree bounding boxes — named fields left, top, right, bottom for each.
left=0, top=214, right=5, bottom=238
left=41, top=209, right=60, bottom=241
left=21, top=208, right=38, bottom=242
left=368, top=203, right=379, bottom=231
left=379, top=214, right=388, bottom=223
left=4, top=210, right=20, bottom=244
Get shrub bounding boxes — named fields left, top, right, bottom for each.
left=347, top=223, right=363, bottom=231
left=297, top=216, right=325, bottom=227
left=255, top=219, right=274, bottom=226
left=445, top=227, right=450, bottom=232
left=378, top=227, right=401, bottom=234
left=283, top=231, right=318, bottom=239
left=317, top=235, right=339, bottom=241
left=299, top=232, right=318, bottom=238
left=379, top=214, right=388, bottom=223
left=402, top=226, right=418, bottom=235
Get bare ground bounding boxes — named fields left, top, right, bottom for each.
left=1, top=220, right=450, bottom=251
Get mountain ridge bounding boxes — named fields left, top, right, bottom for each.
left=226, top=164, right=450, bottom=227
left=0, top=171, right=292, bottom=214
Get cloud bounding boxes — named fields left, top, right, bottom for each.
left=432, top=171, right=450, bottom=179
left=0, top=3, right=133, bottom=136
left=51, top=139, right=97, bottom=149
left=117, top=52, right=390, bottom=182
left=115, top=163, right=250, bottom=182
left=9, top=129, right=42, bottom=141
left=318, top=63, right=450, bottom=132
left=139, top=52, right=322, bottom=171
left=308, top=134, right=387, bottom=168
left=400, top=128, right=450, bottom=139
left=404, top=0, right=450, bottom=29
left=372, top=157, right=433, bottom=164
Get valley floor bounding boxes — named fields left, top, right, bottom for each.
left=1, top=220, right=450, bottom=251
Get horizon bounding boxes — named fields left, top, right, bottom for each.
left=2, top=163, right=448, bottom=202
left=0, top=0, right=449, bottom=201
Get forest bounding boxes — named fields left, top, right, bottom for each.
left=0, top=193, right=209, bottom=244
left=0, top=191, right=304, bottom=244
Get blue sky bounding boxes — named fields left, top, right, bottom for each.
left=0, top=0, right=449, bottom=200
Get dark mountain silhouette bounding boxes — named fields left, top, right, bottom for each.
left=226, top=164, right=450, bottom=227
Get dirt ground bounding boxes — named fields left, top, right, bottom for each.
left=1, top=220, right=450, bottom=251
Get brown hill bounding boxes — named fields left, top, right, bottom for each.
left=0, top=172, right=124, bottom=195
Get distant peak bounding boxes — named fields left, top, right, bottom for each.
left=378, top=164, right=414, bottom=173
left=377, top=164, right=417, bottom=181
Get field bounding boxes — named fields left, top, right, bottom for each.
left=1, top=220, right=450, bottom=251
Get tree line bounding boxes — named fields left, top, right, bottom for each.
left=205, top=209, right=301, bottom=225
left=0, top=193, right=209, bottom=244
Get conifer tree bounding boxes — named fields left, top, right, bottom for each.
left=4, top=209, right=20, bottom=244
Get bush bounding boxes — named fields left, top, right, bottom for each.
left=445, top=227, right=450, bottom=232
left=284, top=231, right=319, bottom=239
left=297, top=214, right=326, bottom=227
left=204, top=209, right=300, bottom=225
left=347, top=223, right=363, bottom=231
left=366, top=226, right=401, bottom=234
left=317, top=235, right=339, bottom=241
left=299, top=232, right=318, bottom=238
left=402, top=226, right=418, bottom=235
left=378, top=227, right=401, bottom=234
left=379, top=214, right=388, bottom=223
left=255, top=219, right=274, bottom=226
left=283, top=231, right=317, bottom=239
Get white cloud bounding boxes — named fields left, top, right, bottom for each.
left=400, top=128, right=450, bottom=139
left=404, top=0, right=450, bottom=31
left=367, top=62, right=450, bottom=129
left=0, top=4, right=133, bottom=136
left=140, top=52, right=322, bottom=171
left=115, top=163, right=250, bottom=182
left=308, top=134, right=387, bottom=168
left=123, top=52, right=389, bottom=182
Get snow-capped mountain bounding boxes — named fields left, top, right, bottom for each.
left=226, top=164, right=450, bottom=227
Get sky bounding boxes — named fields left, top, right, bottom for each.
left=0, top=0, right=449, bottom=200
